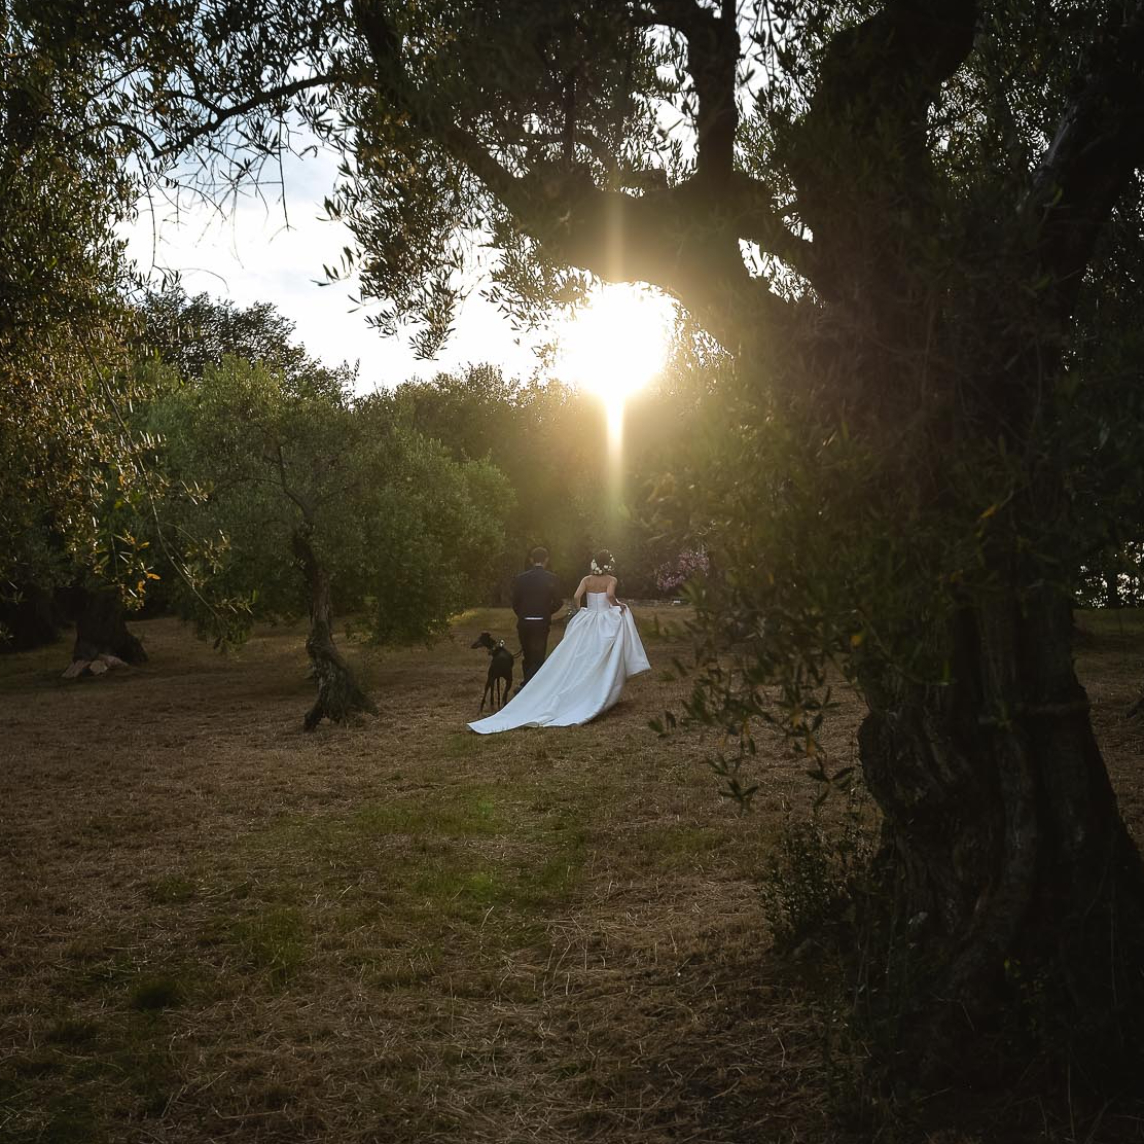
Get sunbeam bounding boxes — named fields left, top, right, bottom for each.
left=554, top=283, right=673, bottom=460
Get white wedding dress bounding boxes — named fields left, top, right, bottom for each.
left=468, top=593, right=651, bottom=733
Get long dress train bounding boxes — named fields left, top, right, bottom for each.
left=468, top=593, right=650, bottom=733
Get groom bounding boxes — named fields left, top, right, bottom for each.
left=512, top=546, right=564, bottom=688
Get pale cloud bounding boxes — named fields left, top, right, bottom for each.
left=122, top=147, right=544, bottom=392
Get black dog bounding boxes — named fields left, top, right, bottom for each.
left=471, top=631, right=515, bottom=712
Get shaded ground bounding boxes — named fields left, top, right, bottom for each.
left=1, top=607, right=1143, bottom=1143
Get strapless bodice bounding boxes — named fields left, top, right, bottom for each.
left=584, top=592, right=612, bottom=612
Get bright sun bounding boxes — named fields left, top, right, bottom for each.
left=554, top=283, right=673, bottom=446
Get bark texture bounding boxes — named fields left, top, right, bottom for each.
left=857, top=581, right=1144, bottom=1085
left=71, top=587, right=147, bottom=665
left=292, top=528, right=377, bottom=732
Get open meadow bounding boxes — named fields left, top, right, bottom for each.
left=3, top=608, right=1144, bottom=1144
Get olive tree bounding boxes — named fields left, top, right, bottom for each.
left=23, top=0, right=1144, bottom=1090
left=341, top=3, right=1144, bottom=1089
left=152, top=355, right=510, bottom=728
left=0, top=1, right=163, bottom=662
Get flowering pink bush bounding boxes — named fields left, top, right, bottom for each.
left=655, top=548, right=709, bottom=594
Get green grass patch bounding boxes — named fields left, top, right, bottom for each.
left=230, top=906, right=308, bottom=987
left=406, top=813, right=588, bottom=925
left=636, top=823, right=733, bottom=868
left=129, top=975, right=185, bottom=1011
left=522, top=848, right=584, bottom=904
left=210, top=782, right=593, bottom=970
left=247, top=784, right=508, bottom=866
left=145, top=874, right=197, bottom=904
left=442, top=731, right=485, bottom=758
left=412, top=864, right=505, bottom=914
left=353, top=790, right=502, bottom=837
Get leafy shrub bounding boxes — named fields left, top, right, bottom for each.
left=760, top=800, right=875, bottom=953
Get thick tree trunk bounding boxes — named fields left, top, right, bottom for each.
left=857, top=582, right=1144, bottom=1089
left=291, top=528, right=377, bottom=731
left=69, top=587, right=147, bottom=667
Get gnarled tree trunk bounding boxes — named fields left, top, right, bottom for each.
left=291, top=527, right=377, bottom=731
left=857, top=577, right=1144, bottom=1087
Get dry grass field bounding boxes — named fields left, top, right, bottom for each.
left=2, top=607, right=1144, bottom=1144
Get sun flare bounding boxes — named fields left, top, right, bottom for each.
left=554, top=284, right=673, bottom=447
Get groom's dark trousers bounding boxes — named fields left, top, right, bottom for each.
left=512, top=564, right=563, bottom=685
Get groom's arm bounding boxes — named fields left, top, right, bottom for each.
left=549, top=576, right=563, bottom=615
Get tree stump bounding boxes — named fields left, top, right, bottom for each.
left=62, top=588, right=147, bottom=678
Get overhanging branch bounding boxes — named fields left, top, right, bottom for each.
left=792, top=0, right=978, bottom=299
left=155, top=72, right=365, bottom=160
left=350, top=0, right=791, bottom=348
left=1025, top=0, right=1144, bottom=319
left=633, top=0, right=740, bottom=188
left=729, top=172, right=828, bottom=296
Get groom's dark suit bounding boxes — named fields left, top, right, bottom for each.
left=512, top=564, right=563, bottom=686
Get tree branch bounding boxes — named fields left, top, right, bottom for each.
left=515, top=167, right=790, bottom=347
left=633, top=0, right=740, bottom=188
left=790, top=0, right=978, bottom=301
left=1025, top=0, right=1144, bottom=320
left=271, top=442, right=314, bottom=524
left=350, top=0, right=526, bottom=209
left=155, top=72, right=365, bottom=159
left=729, top=172, right=830, bottom=296
left=350, top=0, right=789, bottom=348
left=812, top=0, right=978, bottom=134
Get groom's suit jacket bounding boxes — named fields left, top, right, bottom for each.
left=512, top=566, right=563, bottom=627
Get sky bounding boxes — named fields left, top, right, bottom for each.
left=122, top=145, right=546, bottom=393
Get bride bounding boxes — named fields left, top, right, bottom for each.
left=468, top=551, right=651, bottom=733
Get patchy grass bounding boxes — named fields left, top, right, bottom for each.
left=128, top=975, right=186, bottom=1011
left=1, top=607, right=1143, bottom=1142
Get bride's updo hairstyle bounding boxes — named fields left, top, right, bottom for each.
left=589, top=550, right=616, bottom=576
